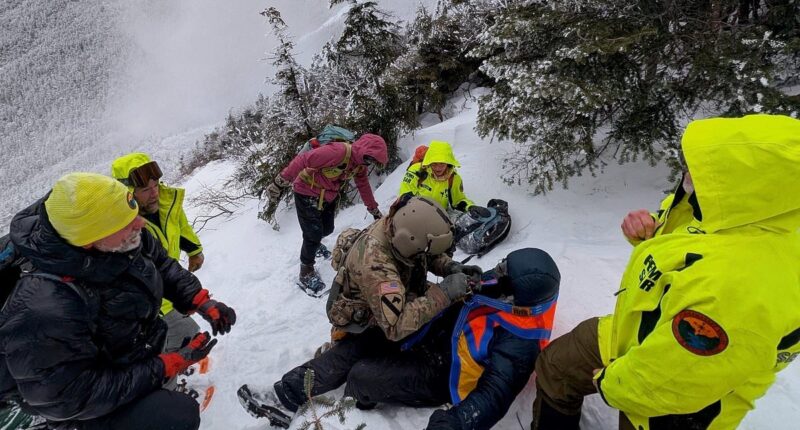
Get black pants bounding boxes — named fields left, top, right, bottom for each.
left=53, top=390, right=200, bottom=430
left=278, top=327, right=451, bottom=412
left=295, top=193, right=337, bottom=265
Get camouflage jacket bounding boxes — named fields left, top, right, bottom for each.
left=332, top=219, right=452, bottom=341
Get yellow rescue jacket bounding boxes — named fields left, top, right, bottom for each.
left=595, top=115, right=800, bottom=429
left=111, top=153, right=203, bottom=315
left=144, top=184, right=202, bottom=314
left=399, top=140, right=474, bottom=211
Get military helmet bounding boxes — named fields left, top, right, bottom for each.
left=389, top=196, right=453, bottom=259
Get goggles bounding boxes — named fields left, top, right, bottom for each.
left=120, top=161, right=163, bottom=188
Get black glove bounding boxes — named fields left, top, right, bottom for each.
left=439, top=272, right=470, bottom=302
left=446, top=261, right=483, bottom=278
left=368, top=206, right=382, bottom=220
left=197, top=298, right=237, bottom=336
left=426, top=409, right=460, bottom=430
left=159, top=332, right=217, bottom=379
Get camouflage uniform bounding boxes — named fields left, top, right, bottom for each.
left=330, top=219, right=452, bottom=341
left=273, top=219, right=456, bottom=413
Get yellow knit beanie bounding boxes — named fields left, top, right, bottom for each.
left=45, top=172, right=139, bottom=246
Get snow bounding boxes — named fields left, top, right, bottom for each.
left=4, top=1, right=798, bottom=428
left=178, top=93, right=800, bottom=429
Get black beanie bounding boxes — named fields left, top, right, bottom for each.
left=506, top=248, right=560, bottom=306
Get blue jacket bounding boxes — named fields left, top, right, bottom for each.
left=424, top=293, right=557, bottom=430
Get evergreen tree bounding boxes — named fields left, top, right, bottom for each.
left=386, top=1, right=490, bottom=125
left=238, top=8, right=316, bottom=223
left=472, top=0, right=800, bottom=193
left=260, top=7, right=313, bottom=136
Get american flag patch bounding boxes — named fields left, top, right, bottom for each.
left=380, top=282, right=400, bottom=294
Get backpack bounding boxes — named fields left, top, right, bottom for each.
left=299, top=124, right=356, bottom=153
left=1, top=234, right=86, bottom=313
left=330, top=228, right=366, bottom=271
left=453, top=199, right=512, bottom=257
left=296, top=125, right=361, bottom=210
left=408, top=145, right=429, bottom=168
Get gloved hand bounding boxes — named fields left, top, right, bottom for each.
left=439, top=272, right=470, bottom=302
left=159, top=331, right=217, bottom=379
left=193, top=289, right=237, bottom=336
left=188, top=252, right=204, bottom=272
left=446, top=261, right=483, bottom=279
left=368, top=206, right=382, bottom=220
left=267, top=175, right=291, bottom=202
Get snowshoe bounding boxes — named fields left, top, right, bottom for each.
left=176, top=357, right=215, bottom=413
left=297, top=269, right=329, bottom=298
left=453, top=199, right=511, bottom=257
left=237, top=384, right=292, bottom=429
left=315, top=243, right=332, bottom=260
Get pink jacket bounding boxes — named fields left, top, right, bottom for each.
left=280, top=134, right=388, bottom=210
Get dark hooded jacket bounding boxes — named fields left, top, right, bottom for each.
left=0, top=199, right=201, bottom=422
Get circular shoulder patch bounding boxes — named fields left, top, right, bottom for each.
left=672, top=310, right=728, bottom=356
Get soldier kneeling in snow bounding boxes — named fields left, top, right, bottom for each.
left=239, top=196, right=560, bottom=430
left=239, top=195, right=482, bottom=428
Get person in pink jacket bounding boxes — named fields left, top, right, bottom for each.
left=267, top=133, right=388, bottom=293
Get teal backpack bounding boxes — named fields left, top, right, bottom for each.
left=299, top=124, right=356, bottom=153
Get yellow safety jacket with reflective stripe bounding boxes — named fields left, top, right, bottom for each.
left=400, top=163, right=473, bottom=211
left=144, top=184, right=203, bottom=315
left=595, top=114, right=800, bottom=430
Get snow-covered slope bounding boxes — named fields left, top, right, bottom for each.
left=179, top=91, right=800, bottom=429
left=0, top=0, right=438, bottom=230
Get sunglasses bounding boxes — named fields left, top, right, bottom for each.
left=120, top=161, right=163, bottom=188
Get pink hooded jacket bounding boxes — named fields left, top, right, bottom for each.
left=279, top=133, right=388, bottom=210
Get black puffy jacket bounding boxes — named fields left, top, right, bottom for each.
left=0, top=199, right=202, bottom=421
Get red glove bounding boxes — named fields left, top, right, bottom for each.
left=192, top=289, right=237, bottom=336
left=159, top=332, right=217, bottom=379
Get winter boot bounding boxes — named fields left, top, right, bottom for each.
left=315, top=243, right=332, bottom=260
left=299, top=263, right=326, bottom=294
left=237, top=383, right=293, bottom=429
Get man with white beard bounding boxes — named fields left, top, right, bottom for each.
left=0, top=173, right=236, bottom=430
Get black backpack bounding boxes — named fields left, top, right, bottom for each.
left=0, top=235, right=82, bottom=313
left=453, top=199, right=512, bottom=258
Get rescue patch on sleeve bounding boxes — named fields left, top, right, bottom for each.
left=672, top=310, right=728, bottom=356
left=379, top=282, right=403, bottom=326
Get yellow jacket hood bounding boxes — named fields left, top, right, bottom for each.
left=422, top=141, right=461, bottom=167
left=683, top=114, right=800, bottom=234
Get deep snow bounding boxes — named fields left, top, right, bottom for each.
left=4, top=1, right=797, bottom=428
left=177, top=92, right=800, bottom=429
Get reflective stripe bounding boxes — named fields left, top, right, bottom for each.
left=449, top=294, right=557, bottom=404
